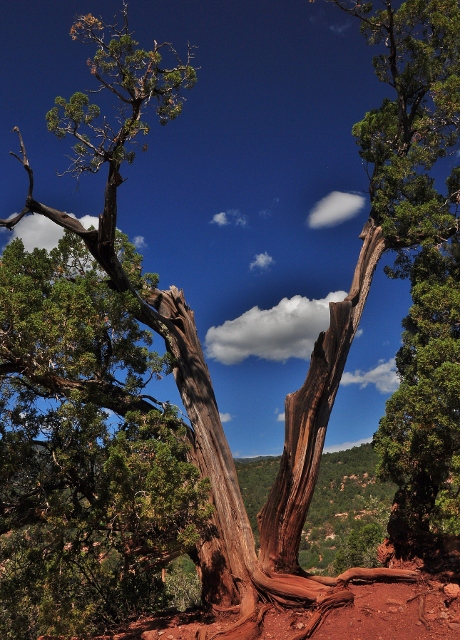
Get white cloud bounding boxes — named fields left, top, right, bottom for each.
left=77, top=215, right=99, bottom=230
left=219, top=412, right=232, bottom=423
left=277, top=412, right=285, bottom=422
left=211, top=212, right=230, bottom=226
left=210, top=209, right=247, bottom=227
left=259, top=198, right=279, bottom=218
left=356, top=328, right=363, bottom=338
left=205, top=291, right=347, bottom=365
left=132, top=235, right=147, bottom=249
left=307, top=191, right=365, bottom=229
left=5, top=213, right=98, bottom=252
left=232, top=210, right=247, bottom=227
left=341, top=358, right=399, bottom=394
left=323, top=437, right=372, bottom=454
left=250, top=252, right=274, bottom=271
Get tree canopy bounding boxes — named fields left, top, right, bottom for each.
left=0, top=233, right=211, bottom=638
left=374, top=242, right=460, bottom=548
left=336, top=0, right=460, bottom=553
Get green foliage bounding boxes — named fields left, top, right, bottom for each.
left=334, top=522, right=384, bottom=574
left=235, top=456, right=282, bottom=541
left=0, top=232, right=163, bottom=399
left=331, top=0, right=460, bottom=552
left=0, top=524, right=171, bottom=640
left=47, top=6, right=197, bottom=177
left=0, top=235, right=211, bottom=638
left=374, top=244, right=460, bottom=541
left=349, top=0, right=460, bottom=248
left=432, top=455, right=460, bottom=535
left=165, top=556, right=202, bottom=612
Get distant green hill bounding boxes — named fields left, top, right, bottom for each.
left=235, top=443, right=396, bottom=574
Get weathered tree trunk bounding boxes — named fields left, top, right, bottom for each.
left=4, top=136, right=420, bottom=640
left=144, top=287, right=259, bottom=608
left=258, top=219, right=387, bottom=574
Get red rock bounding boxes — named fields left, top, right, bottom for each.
left=444, top=583, right=460, bottom=600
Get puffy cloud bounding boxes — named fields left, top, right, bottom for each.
left=210, top=209, right=247, bottom=227
left=211, top=212, right=230, bottom=226
left=4, top=213, right=98, bottom=252
left=250, top=252, right=274, bottom=271
left=205, top=291, right=347, bottom=365
left=132, top=235, right=147, bottom=249
left=232, top=210, right=247, bottom=227
left=307, top=191, right=365, bottom=229
left=219, top=412, right=232, bottom=423
left=323, top=437, right=372, bottom=454
left=341, top=358, right=399, bottom=394
left=77, top=215, right=98, bottom=230
left=277, top=412, right=285, bottom=422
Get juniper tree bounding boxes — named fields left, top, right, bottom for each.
left=3, top=2, right=460, bottom=638
left=374, top=242, right=460, bottom=553
left=0, top=232, right=212, bottom=637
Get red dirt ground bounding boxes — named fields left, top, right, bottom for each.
left=85, top=575, right=460, bottom=640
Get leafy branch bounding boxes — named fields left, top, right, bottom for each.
left=46, top=2, right=197, bottom=178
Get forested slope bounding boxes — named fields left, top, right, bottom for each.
left=235, top=443, right=396, bottom=574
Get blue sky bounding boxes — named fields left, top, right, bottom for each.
left=1, top=0, right=412, bottom=456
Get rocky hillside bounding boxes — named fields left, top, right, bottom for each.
left=235, top=443, right=396, bottom=574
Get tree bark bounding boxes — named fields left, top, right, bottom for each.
left=4, top=137, right=418, bottom=638
left=258, top=219, right=387, bottom=574
left=145, top=287, right=259, bottom=607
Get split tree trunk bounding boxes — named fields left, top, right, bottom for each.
left=146, top=218, right=387, bottom=596
left=5, top=138, right=419, bottom=640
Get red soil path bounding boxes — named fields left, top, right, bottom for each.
left=81, top=575, right=460, bottom=640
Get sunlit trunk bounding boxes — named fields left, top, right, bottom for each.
left=258, top=220, right=387, bottom=573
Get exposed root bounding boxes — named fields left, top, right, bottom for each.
left=198, top=567, right=420, bottom=639
left=417, top=594, right=429, bottom=629
left=211, top=603, right=240, bottom=614
left=336, top=566, right=419, bottom=585
left=407, top=593, right=429, bottom=629
left=301, top=566, right=419, bottom=588
left=291, top=589, right=354, bottom=640
left=299, top=569, right=337, bottom=587
left=269, top=593, right=310, bottom=607
left=204, top=603, right=271, bottom=640
left=252, top=568, right=329, bottom=602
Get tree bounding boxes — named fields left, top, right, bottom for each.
left=3, top=1, right=460, bottom=637
left=374, top=241, right=460, bottom=557
left=0, top=233, right=212, bottom=638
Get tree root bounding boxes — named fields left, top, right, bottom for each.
left=407, top=593, right=429, bottom=629
left=291, top=589, right=355, bottom=640
left=200, top=603, right=271, bottom=640
left=197, top=566, right=420, bottom=639
left=336, top=566, right=419, bottom=585
left=211, top=603, right=241, bottom=614
left=252, top=568, right=329, bottom=602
